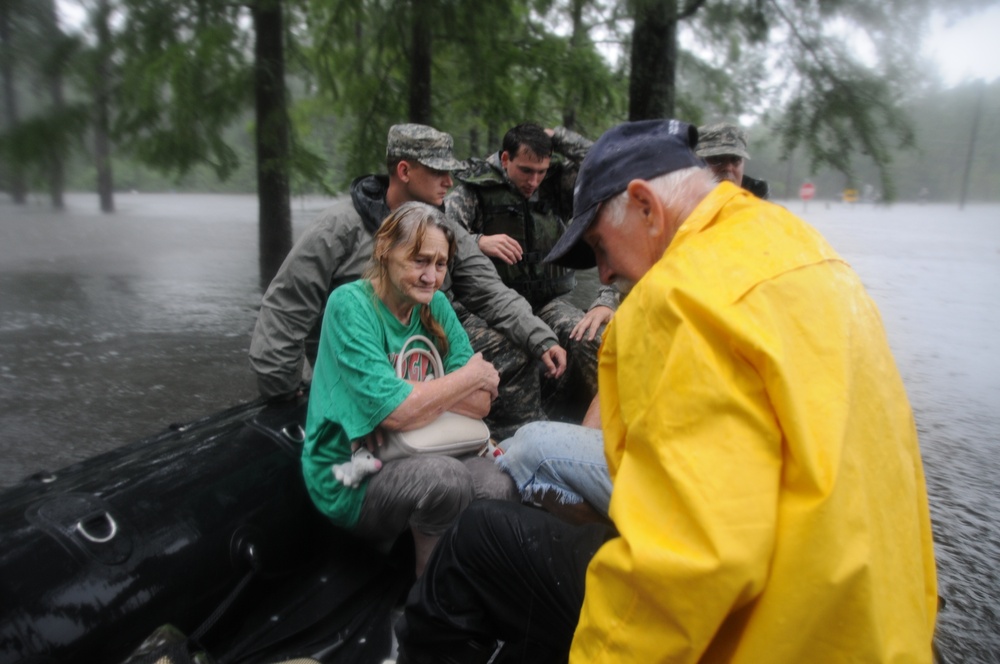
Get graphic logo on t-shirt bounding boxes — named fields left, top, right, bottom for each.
left=391, top=347, right=439, bottom=382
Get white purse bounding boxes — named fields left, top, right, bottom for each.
left=378, top=335, right=491, bottom=462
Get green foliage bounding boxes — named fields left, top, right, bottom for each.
left=300, top=0, right=626, bottom=180
left=300, top=0, right=411, bottom=179
left=113, top=0, right=254, bottom=179
left=7, top=0, right=995, bottom=206
left=690, top=0, right=931, bottom=200
left=0, top=102, right=90, bottom=165
left=732, top=80, right=1000, bottom=203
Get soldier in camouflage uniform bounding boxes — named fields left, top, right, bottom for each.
left=447, top=123, right=618, bottom=423
left=696, top=122, right=770, bottom=199
left=249, top=124, right=567, bottom=439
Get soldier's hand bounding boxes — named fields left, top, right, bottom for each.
left=539, top=344, right=567, bottom=379
left=478, top=234, right=523, bottom=265
left=571, top=305, right=613, bottom=341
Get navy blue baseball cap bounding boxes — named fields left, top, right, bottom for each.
left=545, top=119, right=702, bottom=269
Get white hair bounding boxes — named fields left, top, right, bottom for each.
left=599, top=166, right=716, bottom=228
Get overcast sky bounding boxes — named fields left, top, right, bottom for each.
left=922, top=5, right=1000, bottom=86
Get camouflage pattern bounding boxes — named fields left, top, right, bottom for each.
left=452, top=301, right=548, bottom=441
left=589, top=283, right=621, bottom=310
left=386, top=124, right=463, bottom=171
left=454, top=297, right=601, bottom=439
left=452, top=158, right=576, bottom=308
left=535, top=298, right=601, bottom=423
left=697, top=123, right=770, bottom=200
left=446, top=127, right=609, bottom=424
left=696, top=122, right=751, bottom=160
left=250, top=173, right=561, bottom=401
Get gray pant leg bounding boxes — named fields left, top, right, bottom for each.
left=354, top=455, right=474, bottom=543
left=461, top=456, right=518, bottom=502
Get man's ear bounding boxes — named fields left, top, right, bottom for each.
left=500, top=151, right=511, bottom=169
left=396, top=160, right=412, bottom=183
left=626, top=180, right=666, bottom=236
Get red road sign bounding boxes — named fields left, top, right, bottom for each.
left=799, top=182, right=816, bottom=200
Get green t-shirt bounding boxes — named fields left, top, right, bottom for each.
left=302, top=280, right=474, bottom=528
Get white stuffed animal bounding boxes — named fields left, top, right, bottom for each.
left=331, top=448, right=383, bottom=488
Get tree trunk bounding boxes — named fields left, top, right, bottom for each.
left=468, top=124, right=480, bottom=159
left=94, top=0, right=114, bottom=213
left=562, top=0, right=586, bottom=130
left=42, top=0, right=65, bottom=209
left=0, top=3, right=27, bottom=204
left=958, top=83, right=983, bottom=211
left=487, top=122, right=499, bottom=152
left=48, top=80, right=66, bottom=210
left=628, top=0, right=677, bottom=121
left=408, top=0, right=432, bottom=124
left=252, top=0, right=293, bottom=290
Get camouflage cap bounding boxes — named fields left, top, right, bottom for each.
left=695, top=123, right=750, bottom=160
left=386, top=124, right=463, bottom=171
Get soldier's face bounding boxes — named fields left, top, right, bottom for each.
left=704, top=154, right=744, bottom=186
left=501, top=147, right=551, bottom=199
left=403, top=162, right=454, bottom=207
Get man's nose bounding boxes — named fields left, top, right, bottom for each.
left=442, top=173, right=453, bottom=189
left=598, top=263, right=614, bottom=285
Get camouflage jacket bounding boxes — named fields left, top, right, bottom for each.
left=248, top=174, right=559, bottom=399
left=446, top=127, right=619, bottom=312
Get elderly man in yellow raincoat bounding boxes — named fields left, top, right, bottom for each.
left=394, top=119, right=938, bottom=664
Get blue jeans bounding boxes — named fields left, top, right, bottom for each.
left=497, top=421, right=612, bottom=517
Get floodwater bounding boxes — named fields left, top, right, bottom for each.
left=1, top=193, right=999, bottom=661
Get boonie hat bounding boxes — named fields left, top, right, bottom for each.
left=386, top=124, right=463, bottom=171
left=544, top=119, right=702, bottom=269
left=695, top=122, right=750, bottom=160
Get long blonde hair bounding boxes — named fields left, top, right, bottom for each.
left=365, top=202, right=458, bottom=356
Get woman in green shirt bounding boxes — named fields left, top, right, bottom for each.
left=302, top=202, right=514, bottom=575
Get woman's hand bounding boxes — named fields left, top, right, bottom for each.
left=354, top=427, right=386, bottom=454
left=382, top=354, right=500, bottom=429
left=463, top=352, right=500, bottom=400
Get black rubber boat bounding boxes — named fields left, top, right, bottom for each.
left=0, top=397, right=956, bottom=664
left=0, top=397, right=413, bottom=664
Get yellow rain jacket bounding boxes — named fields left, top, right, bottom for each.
left=571, top=183, right=937, bottom=663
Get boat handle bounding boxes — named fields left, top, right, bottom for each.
left=282, top=424, right=305, bottom=443
left=76, top=512, right=118, bottom=543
